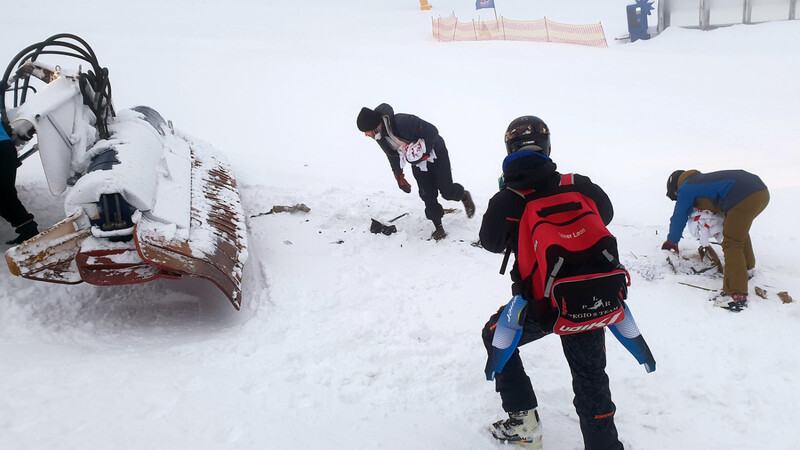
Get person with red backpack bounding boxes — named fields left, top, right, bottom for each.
left=479, top=116, right=654, bottom=449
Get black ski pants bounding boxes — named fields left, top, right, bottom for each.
left=410, top=138, right=464, bottom=226
left=0, top=139, right=34, bottom=228
left=483, top=306, right=623, bottom=450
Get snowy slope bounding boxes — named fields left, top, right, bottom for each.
left=2, top=1, right=800, bottom=449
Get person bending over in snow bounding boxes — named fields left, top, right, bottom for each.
left=479, top=116, right=632, bottom=450
left=0, top=124, right=38, bottom=245
left=356, top=103, right=475, bottom=241
left=663, top=169, right=769, bottom=312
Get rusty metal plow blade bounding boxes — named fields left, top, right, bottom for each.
left=135, top=144, right=248, bottom=309
left=5, top=210, right=92, bottom=284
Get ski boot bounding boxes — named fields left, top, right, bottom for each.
left=462, top=190, right=475, bottom=218
left=490, top=408, right=543, bottom=449
left=714, top=292, right=748, bottom=312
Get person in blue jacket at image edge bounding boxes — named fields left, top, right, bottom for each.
left=662, top=169, right=769, bottom=311
left=0, top=124, right=38, bottom=245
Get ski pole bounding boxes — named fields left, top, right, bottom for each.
left=499, top=247, right=511, bottom=275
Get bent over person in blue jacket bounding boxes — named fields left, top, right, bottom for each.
left=0, top=125, right=38, bottom=245
left=663, top=169, right=769, bottom=311
left=357, top=104, right=475, bottom=241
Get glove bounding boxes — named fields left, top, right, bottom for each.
left=394, top=173, right=412, bottom=193
left=9, top=122, right=35, bottom=147
left=661, top=240, right=679, bottom=255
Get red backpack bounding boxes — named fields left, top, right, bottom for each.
left=516, top=174, right=630, bottom=335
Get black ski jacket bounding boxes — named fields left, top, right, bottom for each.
left=479, top=151, right=613, bottom=294
left=373, top=103, right=442, bottom=175
left=0, top=129, right=34, bottom=227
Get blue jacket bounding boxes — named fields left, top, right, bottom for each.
left=0, top=125, right=9, bottom=142
left=373, top=103, right=441, bottom=175
left=667, top=169, right=767, bottom=243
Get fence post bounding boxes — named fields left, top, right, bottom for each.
left=473, top=19, right=478, bottom=40
left=452, top=11, right=457, bottom=41
left=544, top=17, right=550, bottom=42
left=658, top=0, right=671, bottom=32
left=742, top=0, right=752, bottom=24
left=699, top=0, right=710, bottom=30
left=791, top=0, right=797, bottom=20
left=501, top=16, right=506, bottom=40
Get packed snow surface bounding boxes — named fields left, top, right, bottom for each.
left=2, top=1, right=799, bottom=449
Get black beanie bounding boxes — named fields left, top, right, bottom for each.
left=357, top=107, right=382, bottom=132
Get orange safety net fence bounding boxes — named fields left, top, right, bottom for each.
left=432, top=13, right=607, bottom=48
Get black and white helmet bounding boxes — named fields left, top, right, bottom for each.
left=504, top=116, right=551, bottom=156
left=666, top=170, right=685, bottom=201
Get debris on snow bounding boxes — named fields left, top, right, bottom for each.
left=250, top=203, right=310, bottom=217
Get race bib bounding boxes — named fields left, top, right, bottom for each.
left=403, top=139, right=426, bottom=163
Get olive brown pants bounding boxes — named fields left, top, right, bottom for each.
left=721, top=189, right=770, bottom=294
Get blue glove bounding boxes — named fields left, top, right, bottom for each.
left=485, top=295, right=528, bottom=381
left=609, top=303, right=656, bottom=373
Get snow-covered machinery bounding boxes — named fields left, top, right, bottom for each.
left=2, top=34, right=248, bottom=309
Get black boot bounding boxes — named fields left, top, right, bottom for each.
left=462, top=190, right=475, bottom=218
left=6, top=219, right=38, bottom=245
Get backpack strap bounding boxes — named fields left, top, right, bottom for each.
left=499, top=248, right=511, bottom=275
left=560, top=173, right=574, bottom=186
left=498, top=187, right=535, bottom=275
left=507, top=187, right=535, bottom=198
left=544, top=256, right=565, bottom=299
left=602, top=249, right=632, bottom=287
